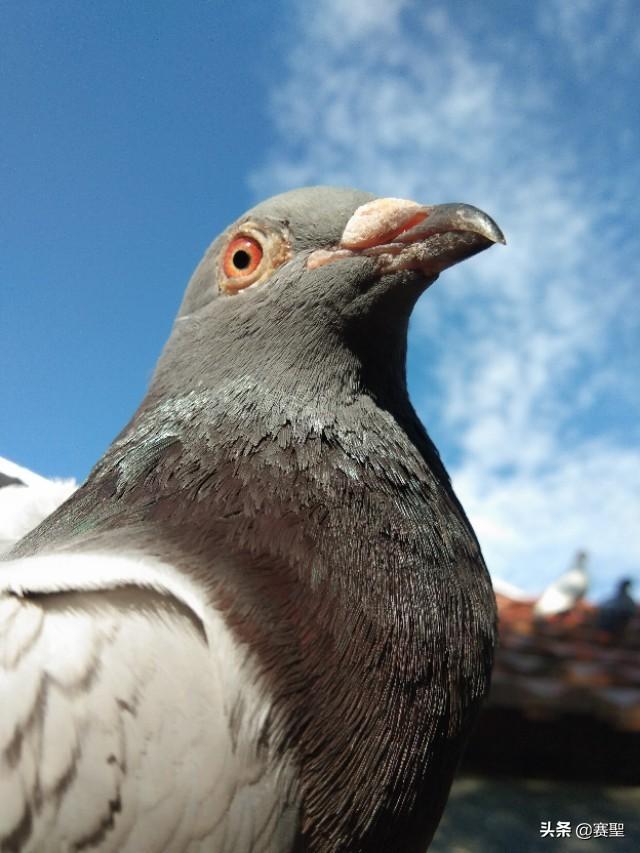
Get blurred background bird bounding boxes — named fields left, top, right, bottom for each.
left=597, top=578, right=636, bottom=639
left=533, top=550, right=589, bottom=619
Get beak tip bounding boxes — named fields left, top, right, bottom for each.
left=473, top=212, right=505, bottom=247
left=491, top=222, right=507, bottom=246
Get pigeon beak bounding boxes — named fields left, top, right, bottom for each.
left=307, top=197, right=505, bottom=277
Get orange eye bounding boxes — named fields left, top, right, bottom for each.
left=223, top=236, right=263, bottom=278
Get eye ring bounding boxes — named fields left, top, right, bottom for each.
left=223, top=236, right=263, bottom=279
left=218, top=222, right=292, bottom=295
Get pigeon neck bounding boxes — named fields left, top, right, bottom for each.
left=144, top=283, right=418, bottom=422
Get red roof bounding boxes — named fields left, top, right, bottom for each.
left=490, top=593, right=640, bottom=732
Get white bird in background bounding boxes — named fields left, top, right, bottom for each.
left=533, top=550, right=590, bottom=617
left=0, top=457, right=76, bottom=554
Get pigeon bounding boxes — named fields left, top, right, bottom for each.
left=1, top=187, right=502, bottom=853
left=0, top=457, right=76, bottom=555
left=533, top=550, right=589, bottom=618
left=597, top=578, right=636, bottom=637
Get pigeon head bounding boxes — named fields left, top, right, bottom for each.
left=148, top=186, right=503, bottom=408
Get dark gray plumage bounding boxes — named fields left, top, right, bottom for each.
left=597, top=578, right=636, bottom=637
left=0, top=473, right=25, bottom=489
left=3, top=187, right=502, bottom=852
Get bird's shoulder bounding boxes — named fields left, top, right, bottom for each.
left=0, top=551, right=298, bottom=853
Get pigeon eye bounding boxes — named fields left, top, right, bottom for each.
left=223, top=236, right=263, bottom=279
left=219, top=223, right=292, bottom=295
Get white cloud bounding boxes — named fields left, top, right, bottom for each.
left=254, top=1, right=640, bottom=599
left=456, top=443, right=640, bottom=596
left=539, top=0, right=640, bottom=75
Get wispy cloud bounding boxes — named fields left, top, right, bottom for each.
left=539, top=0, right=640, bottom=75
left=254, top=0, right=640, bottom=597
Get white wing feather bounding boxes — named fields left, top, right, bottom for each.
left=0, top=458, right=76, bottom=555
left=0, top=553, right=298, bottom=853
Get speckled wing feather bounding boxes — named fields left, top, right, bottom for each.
left=0, top=553, right=298, bottom=853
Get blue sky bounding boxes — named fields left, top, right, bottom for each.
left=1, top=0, right=638, bottom=599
